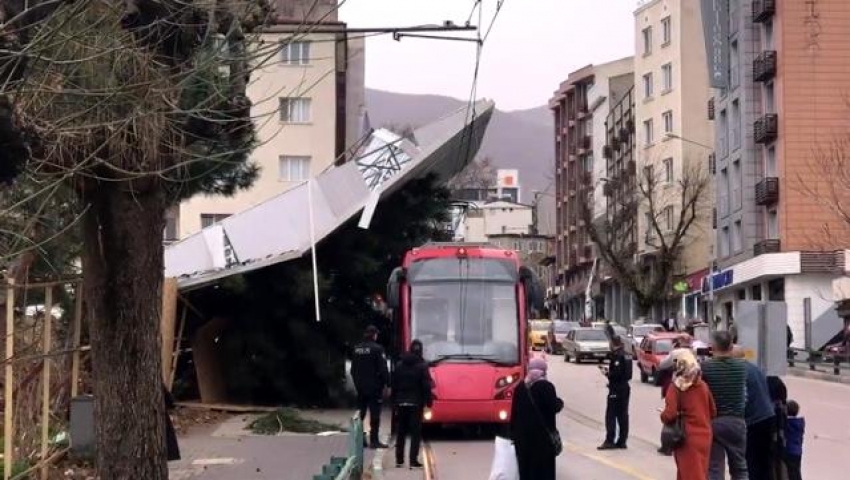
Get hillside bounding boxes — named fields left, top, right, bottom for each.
left=365, top=89, right=554, bottom=195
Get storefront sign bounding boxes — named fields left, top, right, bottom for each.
left=701, top=269, right=734, bottom=293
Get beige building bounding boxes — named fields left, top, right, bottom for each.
left=633, top=0, right=713, bottom=319
left=169, top=2, right=365, bottom=240
left=461, top=200, right=534, bottom=243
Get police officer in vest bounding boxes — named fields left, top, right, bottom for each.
left=598, top=335, right=633, bottom=450
left=351, top=325, right=389, bottom=449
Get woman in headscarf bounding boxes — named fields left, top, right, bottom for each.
left=510, top=357, right=564, bottom=480
left=660, top=350, right=716, bottom=480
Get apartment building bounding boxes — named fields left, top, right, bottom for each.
left=550, top=57, right=633, bottom=322
left=703, top=0, right=850, bottom=348
left=634, top=0, right=714, bottom=321
left=600, top=86, right=637, bottom=325
left=460, top=200, right=534, bottom=243
left=169, top=0, right=365, bottom=240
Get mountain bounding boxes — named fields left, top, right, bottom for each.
left=365, top=89, right=554, bottom=196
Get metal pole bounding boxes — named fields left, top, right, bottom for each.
left=307, top=180, right=321, bottom=322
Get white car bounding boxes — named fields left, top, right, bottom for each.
left=625, top=323, right=665, bottom=357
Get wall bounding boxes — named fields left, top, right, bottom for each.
left=463, top=203, right=534, bottom=242
left=784, top=274, right=843, bottom=349
left=178, top=31, right=340, bottom=238
left=777, top=0, right=850, bottom=252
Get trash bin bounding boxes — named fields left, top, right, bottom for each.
left=70, top=395, right=95, bottom=460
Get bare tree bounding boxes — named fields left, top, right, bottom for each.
left=795, top=130, right=850, bottom=248
left=0, top=0, right=278, bottom=477
left=581, top=161, right=711, bottom=317
left=447, top=156, right=497, bottom=191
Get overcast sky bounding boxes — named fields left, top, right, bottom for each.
left=338, top=0, right=636, bottom=112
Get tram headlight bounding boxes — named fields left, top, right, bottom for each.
left=495, top=374, right=519, bottom=389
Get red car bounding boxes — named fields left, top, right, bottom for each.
left=636, top=332, right=680, bottom=385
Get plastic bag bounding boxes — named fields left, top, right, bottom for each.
left=488, top=436, right=519, bottom=480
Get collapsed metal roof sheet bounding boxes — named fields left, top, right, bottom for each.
left=165, top=100, right=495, bottom=290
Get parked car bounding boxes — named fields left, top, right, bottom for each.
left=529, top=320, right=552, bottom=351
left=563, top=328, right=611, bottom=363
left=625, top=323, right=665, bottom=357
left=636, top=332, right=680, bottom=385
left=547, top=320, right=580, bottom=354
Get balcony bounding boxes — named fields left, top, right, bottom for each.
left=603, top=145, right=613, bottom=159
left=753, top=0, right=776, bottom=23
left=753, top=51, right=777, bottom=82
left=707, top=97, right=715, bottom=120
left=755, top=177, right=780, bottom=205
left=754, top=239, right=781, bottom=256
left=712, top=207, right=717, bottom=229
left=754, top=114, right=779, bottom=144
left=708, top=153, right=716, bottom=175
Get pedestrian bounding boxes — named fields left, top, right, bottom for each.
left=510, top=357, right=563, bottom=480
left=701, top=331, right=749, bottom=480
left=784, top=400, right=805, bottom=480
left=738, top=352, right=776, bottom=480
left=766, top=375, right=789, bottom=480
left=350, top=325, right=389, bottom=449
left=391, top=339, right=432, bottom=469
left=656, top=335, right=693, bottom=456
left=598, top=335, right=632, bottom=450
left=660, top=349, right=716, bottom=480
left=163, top=384, right=180, bottom=462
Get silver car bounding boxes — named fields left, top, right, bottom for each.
left=625, top=323, right=665, bottom=357
left=563, top=328, right=611, bottom=363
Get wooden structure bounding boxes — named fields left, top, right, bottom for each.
left=2, top=278, right=87, bottom=480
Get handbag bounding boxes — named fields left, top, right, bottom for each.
left=488, top=436, right=519, bottom=480
left=660, top=387, right=686, bottom=449
left=524, top=382, right=563, bottom=456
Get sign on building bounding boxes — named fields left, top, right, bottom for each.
left=700, top=0, right=730, bottom=89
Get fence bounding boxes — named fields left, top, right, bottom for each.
left=312, top=413, right=363, bottom=480
left=1, top=278, right=89, bottom=480
left=788, top=347, right=850, bottom=376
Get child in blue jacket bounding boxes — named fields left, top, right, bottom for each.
left=784, top=400, right=805, bottom=480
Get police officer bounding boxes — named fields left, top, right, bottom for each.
left=351, top=325, right=389, bottom=449
left=598, top=335, right=632, bottom=450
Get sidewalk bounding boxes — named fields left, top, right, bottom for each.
left=168, top=409, right=380, bottom=480
left=787, top=365, right=850, bottom=385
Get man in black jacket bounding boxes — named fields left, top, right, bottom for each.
left=391, top=339, right=433, bottom=469
left=351, top=325, right=389, bottom=449
left=598, top=335, right=632, bottom=450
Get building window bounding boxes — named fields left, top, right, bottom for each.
left=279, top=97, right=311, bottom=123
left=642, top=27, right=653, bottom=55
left=720, top=226, right=730, bottom=257
left=732, top=220, right=743, bottom=252
left=663, top=157, right=674, bottom=183
left=730, top=40, right=739, bottom=89
left=645, top=212, right=655, bottom=240
left=643, top=72, right=654, bottom=99
left=281, top=41, right=311, bottom=65
left=278, top=155, right=311, bottom=181
left=731, top=100, right=741, bottom=150
left=763, top=20, right=774, bottom=50
left=664, top=206, right=675, bottom=231
left=719, top=167, right=729, bottom=216
left=751, top=284, right=762, bottom=301
left=719, top=109, right=728, bottom=157
left=643, top=118, right=654, bottom=146
left=661, top=16, right=672, bottom=46
left=164, top=211, right=178, bottom=242
left=661, top=63, right=673, bottom=92
left=765, top=146, right=776, bottom=176
left=663, top=110, right=674, bottom=134
left=200, top=213, right=230, bottom=229
left=766, top=209, right=778, bottom=238
left=764, top=82, right=775, bottom=114
left=732, top=159, right=742, bottom=209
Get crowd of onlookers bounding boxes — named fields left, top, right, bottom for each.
left=659, top=330, right=805, bottom=480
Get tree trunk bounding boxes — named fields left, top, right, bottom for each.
left=80, top=182, right=167, bottom=479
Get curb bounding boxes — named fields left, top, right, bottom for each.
left=423, top=442, right=437, bottom=480
left=786, top=368, right=850, bottom=385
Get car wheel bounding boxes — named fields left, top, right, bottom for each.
left=640, top=366, right=648, bottom=383
left=652, top=368, right=661, bottom=386
left=563, top=352, right=570, bottom=363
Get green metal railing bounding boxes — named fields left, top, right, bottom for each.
left=313, top=413, right=363, bottom=480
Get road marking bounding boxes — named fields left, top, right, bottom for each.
left=423, top=442, right=437, bottom=480
left=561, top=405, right=659, bottom=450
left=564, top=442, right=658, bottom=480
left=191, top=457, right=241, bottom=466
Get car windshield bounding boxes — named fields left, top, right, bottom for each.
left=655, top=340, right=673, bottom=353
left=410, top=280, right=519, bottom=365
left=634, top=325, right=663, bottom=337
left=530, top=321, right=550, bottom=331
left=553, top=321, right=576, bottom=333
left=575, top=329, right=608, bottom=342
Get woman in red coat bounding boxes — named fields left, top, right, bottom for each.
left=660, top=350, right=716, bottom=480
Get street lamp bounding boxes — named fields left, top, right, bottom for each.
left=665, top=132, right=713, bottom=151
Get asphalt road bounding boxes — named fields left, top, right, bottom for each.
left=423, top=353, right=848, bottom=479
